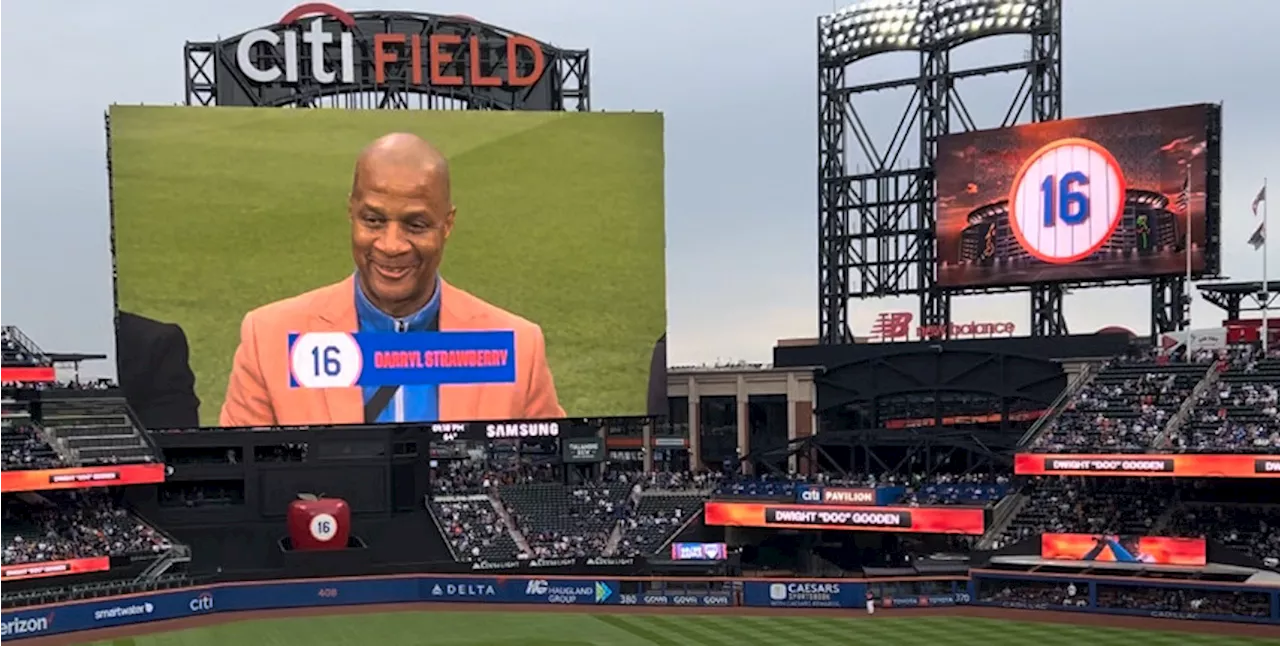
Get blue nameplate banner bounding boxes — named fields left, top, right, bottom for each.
left=287, top=331, right=517, bottom=388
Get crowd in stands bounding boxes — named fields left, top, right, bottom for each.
left=1166, top=503, right=1280, bottom=567
left=1178, top=344, right=1280, bottom=452
left=993, top=478, right=1174, bottom=549
left=1094, top=584, right=1270, bottom=618
left=2, top=490, right=172, bottom=565
left=2, top=423, right=67, bottom=470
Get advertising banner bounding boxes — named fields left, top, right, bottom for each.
left=510, top=579, right=617, bottom=605
left=214, top=578, right=422, bottom=611
left=1015, top=453, right=1280, bottom=478
left=0, top=367, right=55, bottom=383
left=670, top=543, right=728, bottom=561
left=795, top=486, right=905, bottom=506
left=704, top=502, right=986, bottom=535
left=617, top=593, right=733, bottom=607
left=1, top=463, right=166, bottom=493
left=1041, top=533, right=1207, bottom=567
left=286, top=331, right=517, bottom=389
left=880, top=593, right=970, bottom=608
left=741, top=581, right=863, bottom=609
left=562, top=438, right=604, bottom=464
left=0, top=556, right=110, bottom=582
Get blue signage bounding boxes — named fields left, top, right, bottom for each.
left=512, top=579, right=616, bottom=605
left=287, top=330, right=517, bottom=388
left=742, top=581, right=864, bottom=609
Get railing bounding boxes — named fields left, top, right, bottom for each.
left=0, top=326, right=49, bottom=365
left=975, top=492, right=1027, bottom=550
left=1155, top=362, right=1220, bottom=450
left=1017, top=361, right=1099, bottom=448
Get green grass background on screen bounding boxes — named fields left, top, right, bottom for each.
left=86, top=611, right=1280, bottom=646
left=109, top=106, right=666, bottom=426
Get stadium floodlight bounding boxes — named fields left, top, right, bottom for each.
left=819, top=0, right=924, bottom=61
left=820, top=0, right=1041, bottom=61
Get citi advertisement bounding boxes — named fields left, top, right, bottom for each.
left=1015, top=453, right=1280, bottom=478
left=704, top=501, right=986, bottom=535
left=1041, top=533, right=1207, bottom=567
left=794, top=485, right=905, bottom=507
left=742, top=581, right=861, bottom=609
left=935, top=103, right=1220, bottom=288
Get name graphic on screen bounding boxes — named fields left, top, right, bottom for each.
left=1044, top=458, right=1175, bottom=473
left=764, top=507, right=912, bottom=528
left=288, top=331, right=517, bottom=388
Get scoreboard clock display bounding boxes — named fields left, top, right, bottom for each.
left=934, top=103, right=1220, bottom=288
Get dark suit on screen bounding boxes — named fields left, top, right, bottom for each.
left=116, top=311, right=200, bottom=430
left=647, top=333, right=668, bottom=417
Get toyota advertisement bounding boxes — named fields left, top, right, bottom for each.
left=935, top=103, right=1221, bottom=288
left=1015, top=453, right=1280, bottom=478
left=703, top=502, right=985, bottom=535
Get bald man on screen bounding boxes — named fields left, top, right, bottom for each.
left=220, top=134, right=564, bottom=427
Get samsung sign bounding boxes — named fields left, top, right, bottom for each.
left=563, top=438, right=604, bottom=463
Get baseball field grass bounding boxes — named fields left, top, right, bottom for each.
left=81, top=611, right=1280, bottom=646
left=108, top=106, right=666, bottom=424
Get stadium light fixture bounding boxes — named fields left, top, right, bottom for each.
left=820, top=0, right=1041, bottom=62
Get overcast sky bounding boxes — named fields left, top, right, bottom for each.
left=3, top=0, right=1278, bottom=377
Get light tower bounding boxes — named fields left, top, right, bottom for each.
left=817, top=0, right=1064, bottom=344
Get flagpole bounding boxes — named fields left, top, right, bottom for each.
left=1185, top=164, right=1193, bottom=321
left=1265, top=177, right=1270, bottom=353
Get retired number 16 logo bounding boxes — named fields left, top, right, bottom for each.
left=1008, top=137, right=1126, bottom=265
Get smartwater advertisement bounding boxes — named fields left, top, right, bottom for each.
left=0, top=576, right=621, bottom=640
left=741, top=581, right=865, bottom=609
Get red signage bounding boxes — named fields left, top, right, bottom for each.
left=0, top=366, right=55, bottom=383
left=1015, top=453, right=1280, bottom=478
left=0, top=556, right=110, bottom=581
left=1, top=463, right=166, bottom=493
left=883, top=409, right=1044, bottom=429
left=703, top=501, right=985, bottom=535
left=869, top=311, right=1015, bottom=342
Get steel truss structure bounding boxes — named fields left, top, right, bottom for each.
left=818, top=0, right=1193, bottom=343
left=184, top=11, right=589, bottom=111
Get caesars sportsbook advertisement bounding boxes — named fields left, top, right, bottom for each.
left=935, top=104, right=1220, bottom=288
left=109, top=107, right=665, bottom=427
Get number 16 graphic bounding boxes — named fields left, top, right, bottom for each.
left=1009, top=138, right=1126, bottom=265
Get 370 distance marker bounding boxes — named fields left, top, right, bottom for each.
left=1008, top=137, right=1126, bottom=265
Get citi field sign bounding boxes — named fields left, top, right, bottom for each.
left=232, top=3, right=549, bottom=88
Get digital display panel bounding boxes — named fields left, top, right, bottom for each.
left=1014, top=453, right=1280, bottom=478
left=936, top=104, right=1219, bottom=287
left=1041, top=533, right=1207, bottom=567
left=0, top=463, right=166, bottom=493
left=703, top=502, right=985, bottom=535
left=0, top=556, right=111, bottom=582
left=109, top=107, right=666, bottom=426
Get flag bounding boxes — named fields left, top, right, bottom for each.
left=1252, top=184, right=1267, bottom=217
left=1249, top=221, right=1266, bottom=250
left=1175, top=172, right=1191, bottom=213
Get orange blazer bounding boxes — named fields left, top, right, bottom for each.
left=219, top=276, right=564, bottom=427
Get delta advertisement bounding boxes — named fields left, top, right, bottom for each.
left=1015, top=453, right=1280, bottom=478
left=0, top=576, right=622, bottom=640
left=794, top=485, right=905, bottom=506
left=704, top=501, right=986, bottom=535
left=1041, top=533, right=1208, bottom=567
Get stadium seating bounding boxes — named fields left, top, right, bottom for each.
left=38, top=394, right=155, bottom=465
left=1032, top=356, right=1212, bottom=453
left=1, top=490, right=173, bottom=565
left=900, top=478, right=1009, bottom=506
left=614, top=472, right=714, bottom=557
left=992, top=478, right=1177, bottom=548
left=432, top=498, right=521, bottom=562
left=1177, top=347, right=1280, bottom=452
left=499, top=481, right=630, bottom=558
left=2, top=398, right=68, bottom=470
left=1, top=326, right=46, bottom=367
left=1166, top=503, right=1280, bottom=566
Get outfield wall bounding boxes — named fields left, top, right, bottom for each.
left=0, top=573, right=1274, bottom=640
left=5, top=570, right=1274, bottom=642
